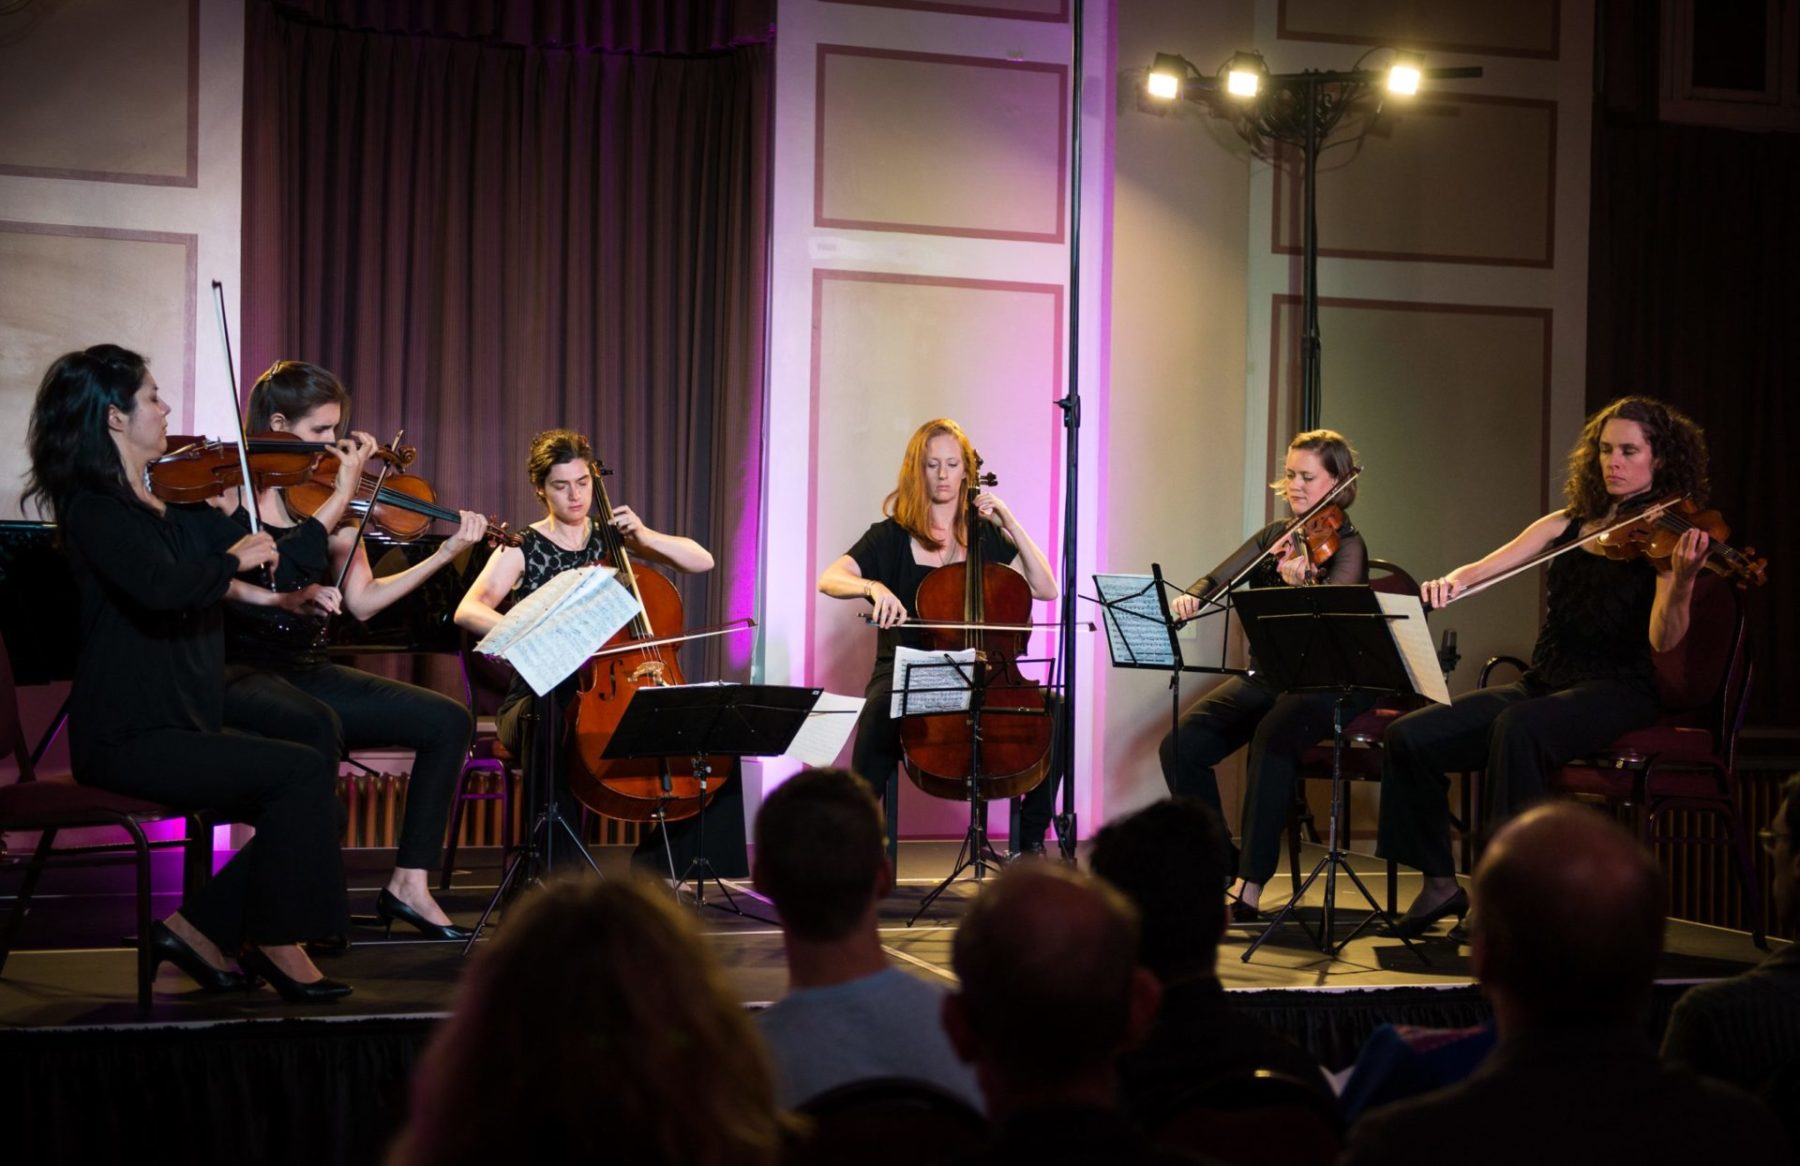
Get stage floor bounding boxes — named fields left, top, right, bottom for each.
left=0, top=841, right=1776, bottom=1030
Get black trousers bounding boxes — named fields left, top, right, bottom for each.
left=223, top=663, right=472, bottom=870
left=1158, top=675, right=1374, bottom=885
left=1378, top=677, right=1660, bottom=877
left=82, top=729, right=348, bottom=948
left=852, top=669, right=1061, bottom=850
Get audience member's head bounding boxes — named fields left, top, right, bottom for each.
left=1771, top=773, right=1800, bottom=938
left=753, top=767, right=891, bottom=941
left=1088, top=797, right=1230, bottom=980
left=1471, top=802, right=1666, bottom=1034
left=944, top=864, right=1159, bottom=1113
left=391, top=876, right=791, bottom=1166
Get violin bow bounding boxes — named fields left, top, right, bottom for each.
left=211, top=281, right=274, bottom=589
left=1441, top=495, right=1683, bottom=608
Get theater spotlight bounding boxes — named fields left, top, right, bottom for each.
left=1387, top=53, right=1423, bottom=96
left=1144, top=53, right=1192, bottom=102
left=1225, top=51, right=1268, bottom=99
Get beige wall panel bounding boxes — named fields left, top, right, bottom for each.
left=825, top=0, right=1066, bottom=18
left=816, top=47, right=1066, bottom=241
left=1279, top=0, right=1559, bottom=59
left=0, top=0, right=196, bottom=184
left=0, top=225, right=195, bottom=517
left=1292, top=298, right=1551, bottom=693
left=1276, top=95, right=1556, bottom=268
left=810, top=271, right=1061, bottom=835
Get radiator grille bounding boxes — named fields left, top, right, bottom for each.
left=335, top=769, right=641, bottom=850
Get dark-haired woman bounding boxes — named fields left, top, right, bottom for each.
left=1379, top=396, right=1711, bottom=938
left=25, top=345, right=350, bottom=1001
left=454, top=429, right=714, bottom=861
left=816, top=418, right=1060, bottom=854
left=216, top=361, right=488, bottom=939
left=1160, top=429, right=1370, bottom=920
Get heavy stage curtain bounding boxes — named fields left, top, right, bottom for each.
left=1587, top=46, right=1800, bottom=727
left=242, top=0, right=771, bottom=679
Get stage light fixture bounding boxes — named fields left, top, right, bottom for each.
left=1145, top=53, right=1190, bottom=102
left=1386, top=54, right=1423, bottom=96
left=1225, top=51, right=1268, bottom=99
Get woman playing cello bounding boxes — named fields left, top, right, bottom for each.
left=453, top=429, right=714, bottom=860
left=816, top=418, right=1060, bottom=853
left=26, top=345, right=351, bottom=1001
left=1379, top=396, right=1711, bottom=939
left=1162, top=429, right=1370, bottom=921
left=217, top=361, right=490, bottom=939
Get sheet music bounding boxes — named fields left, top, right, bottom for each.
left=1375, top=592, right=1452, bottom=705
left=890, top=646, right=979, bottom=717
left=474, top=565, right=644, bottom=696
left=1092, top=573, right=1179, bottom=667
left=784, top=691, right=865, bottom=767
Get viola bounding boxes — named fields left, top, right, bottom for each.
left=279, top=445, right=522, bottom=549
left=147, top=432, right=406, bottom=504
left=898, top=460, right=1053, bottom=802
left=565, top=461, right=723, bottom=823
left=1596, top=496, right=1767, bottom=587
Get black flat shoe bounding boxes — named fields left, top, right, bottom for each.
left=237, top=947, right=352, bottom=1004
left=1379, top=887, right=1470, bottom=940
left=1229, top=897, right=1262, bottom=925
left=375, top=888, right=473, bottom=941
left=150, top=921, right=254, bottom=992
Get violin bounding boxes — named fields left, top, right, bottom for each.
left=898, top=458, right=1053, bottom=802
left=277, top=441, right=523, bottom=548
left=1596, top=496, right=1767, bottom=587
left=565, top=461, right=723, bottom=823
left=1289, top=502, right=1345, bottom=574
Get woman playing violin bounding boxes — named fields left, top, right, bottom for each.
left=1379, top=396, right=1710, bottom=939
left=1162, top=429, right=1369, bottom=921
left=26, top=345, right=351, bottom=1000
left=454, top=429, right=714, bottom=858
left=217, top=361, right=490, bottom=940
left=816, top=418, right=1059, bottom=852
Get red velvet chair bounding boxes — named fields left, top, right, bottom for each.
left=1481, top=572, right=1764, bottom=948
left=0, top=636, right=208, bottom=1012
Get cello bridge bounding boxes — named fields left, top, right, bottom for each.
left=631, top=661, right=668, bottom=685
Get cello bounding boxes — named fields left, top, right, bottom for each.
left=898, top=458, right=1054, bottom=801
left=565, top=461, right=725, bottom=823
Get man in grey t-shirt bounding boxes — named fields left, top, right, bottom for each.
left=752, top=768, right=980, bottom=1110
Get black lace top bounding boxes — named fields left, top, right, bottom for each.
left=1526, top=517, right=1657, bottom=694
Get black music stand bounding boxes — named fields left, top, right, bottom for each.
left=463, top=687, right=600, bottom=954
left=602, top=684, right=821, bottom=918
left=1229, top=585, right=1429, bottom=964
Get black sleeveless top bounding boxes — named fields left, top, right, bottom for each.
left=846, top=517, right=1021, bottom=675
left=495, top=519, right=605, bottom=720
left=1526, top=517, right=1657, bottom=694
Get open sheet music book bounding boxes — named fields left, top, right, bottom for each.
left=1374, top=592, right=1452, bottom=705
left=474, top=565, right=643, bottom=696
left=784, top=691, right=866, bottom=767
left=890, top=646, right=980, bottom=718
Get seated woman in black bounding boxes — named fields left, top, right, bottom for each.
left=1379, top=396, right=1709, bottom=939
left=816, top=417, right=1060, bottom=853
left=25, top=345, right=350, bottom=1001
left=1161, top=428, right=1369, bottom=920
left=217, top=361, right=488, bottom=939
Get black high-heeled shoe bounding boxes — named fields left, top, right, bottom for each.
left=375, top=888, right=473, bottom=941
left=236, top=946, right=352, bottom=1003
left=1379, top=887, right=1470, bottom=939
left=150, top=921, right=255, bottom=992
left=1227, top=892, right=1263, bottom=925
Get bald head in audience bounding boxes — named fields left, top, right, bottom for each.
left=942, top=863, right=1160, bottom=1119
left=1471, top=802, right=1666, bottom=1034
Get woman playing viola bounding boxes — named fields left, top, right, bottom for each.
left=217, top=361, right=490, bottom=940
left=1379, top=396, right=1710, bottom=939
left=1162, top=429, right=1370, bottom=921
left=26, top=345, right=351, bottom=1001
left=454, top=429, right=713, bottom=858
left=816, top=418, right=1060, bottom=853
